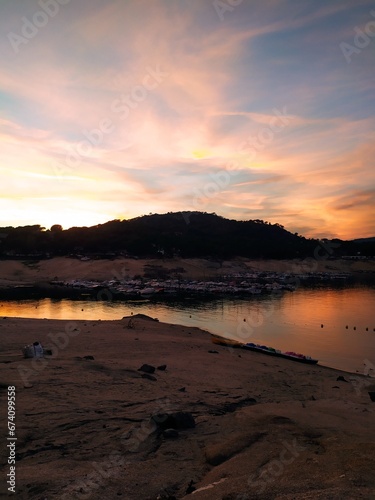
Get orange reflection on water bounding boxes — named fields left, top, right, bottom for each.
left=0, top=287, right=374, bottom=374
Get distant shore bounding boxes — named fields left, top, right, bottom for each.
left=0, top=257, right=374, bottom=298
left=1, top=315, right=375, bottom=499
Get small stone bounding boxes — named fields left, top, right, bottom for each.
left=336, top=376, right=348, bottom=382
left=151, top=411, right=195, bottom=430
left=368, top=392, right=375, bottom=402
left=186, top=480, right=196, bottom=494
left=163, top=428, right=179, bottom=439
left=157, top=364, right=167, bottom=371
left=138, top=364, right=155, bottom=374
left=178, top=387, right=186, bottom=392
left=83, top=355, right=94, bottom=360
left=208, top=350, right=219, bottom=354
left=141, top=373, right=157, bottom=381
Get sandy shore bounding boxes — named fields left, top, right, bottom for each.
left=1, top=315, right=374, bottom=499
left=0, top=256, right=374, bottom=288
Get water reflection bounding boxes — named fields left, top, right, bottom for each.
left=0, top=286, right=374, bottom=375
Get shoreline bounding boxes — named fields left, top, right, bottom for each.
left=1, top=316, right=375, bottom=499
left=0, top=256, right=374, bottom=287
left=1, top=314, right=373, bottom=379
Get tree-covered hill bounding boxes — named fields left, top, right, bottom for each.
left=0, top=212, right=373, bottom=260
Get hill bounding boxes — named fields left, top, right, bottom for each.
left=0, top=212, right=374, bottom=260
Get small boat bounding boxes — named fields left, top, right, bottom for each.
left=211, top=335, right=243, bottom=348
left=211, top=335, right=318, bottom=364
left=242, top=342, right=281, bottom=357
left=242, top=342, right=318, bottom=364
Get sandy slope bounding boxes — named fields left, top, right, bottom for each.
left=0, top=256, right=374, bottom=287
left=1, top=316, right=374, bottom=499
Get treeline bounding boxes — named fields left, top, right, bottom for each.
left=0, top=212, right=373, bottom=260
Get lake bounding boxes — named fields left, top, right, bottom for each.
left=1, top=285, right=374, bottom=375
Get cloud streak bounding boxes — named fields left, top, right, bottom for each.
left=0, top=0, right=374, bottom=239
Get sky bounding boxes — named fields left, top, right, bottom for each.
left=0, top=0, right=374, bottom=239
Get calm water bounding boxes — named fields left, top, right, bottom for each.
left=1, top=286, right=375, bottom=374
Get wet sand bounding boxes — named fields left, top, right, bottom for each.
left=1, top=315, right=374, bottom=499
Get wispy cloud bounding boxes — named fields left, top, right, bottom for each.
left=0, top=0, right=373, bottom=237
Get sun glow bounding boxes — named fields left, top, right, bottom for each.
left=192, top=149, right=211, bottom=159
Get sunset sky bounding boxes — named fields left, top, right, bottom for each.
left=1, top=0, right=374, bottom=239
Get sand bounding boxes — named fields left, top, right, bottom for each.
left=1, top=315, right=374, bottom=499
left=0, top=256, right=374, bottom=288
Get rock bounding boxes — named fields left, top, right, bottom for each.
left=336, top=376, right=348, bottom=382
left=83, top=355, right=94, bottom=360
left=157, top=364, right=167, bottom=371
left=163, top=428, right=179, bottom=439
left=141, top=373, right=157, bottom=381
left=310, top=395, right=316, bottom=401
left=124, top=314, right=158, bottom=322
left=138, top=364, right=155, bottom=374
left=186, top=480, right=196, bottom=494
left=178, top=387, right=186, bottom=392
left=208, top=350, right=219, bottom=354
left=151, top=411, right=196, bottom=430
left=368, top=392, right=375, bottom=402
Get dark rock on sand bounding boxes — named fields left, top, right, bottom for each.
left=125, top=314, right=159, bottom=321
left=138, top=363, right=156, bottom=373
left=163, top=429, right=179, bottom=439
left=157, top=364, right=167, bottom=371
left=337, top=376, right=349, bottom=382
left=83, top=355, right=95, bottom=360
left=368, top=392, right=375, bottom=402
left=186, top=480, right=196, bottom=494
left=151, top=411, right=196, bottom=430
